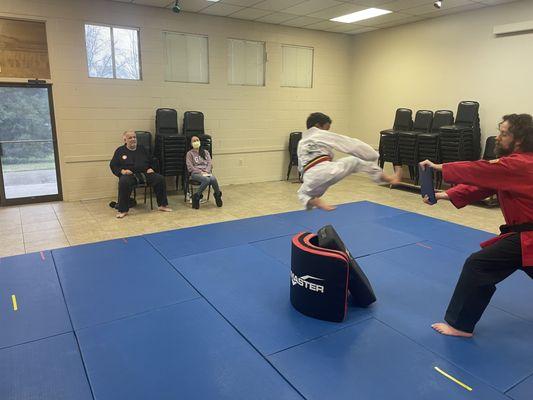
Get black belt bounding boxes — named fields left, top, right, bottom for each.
left=499, top=223, right=533, bottom=234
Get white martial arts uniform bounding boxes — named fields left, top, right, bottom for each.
left=297, top=127, right=384, bottom=207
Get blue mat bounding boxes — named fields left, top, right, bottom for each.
left=251, top=221, right=421, bottom=266
left=275, top=200, right=407, bottom=231
left=508, top=374, right=533, bottom=400
left=76, top=298, right=303, bottom=400
left=252, top=235, right=293, bottom=266
left=374, top=213, right=495, bottom=253
left=0, top=251, right=71, bottom=349
left=492, top=271, right=533, bottom=323
left=269, top=318, right=507, bottom=400
left=146, top=214, right=305, bottom=260
left=3, top=200, right=532, bottom=399
left=358, top=245, right=533, bottom=392
left=53, top=237, right=199, bottom=329
left=171, top=245, right=372, bottom=355
left=0, top=333, right=92, bottom=400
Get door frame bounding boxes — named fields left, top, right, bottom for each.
left=0, top=82, right=63, bottom=206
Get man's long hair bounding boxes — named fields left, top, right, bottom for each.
left=502, top=114, right=533, bottom=152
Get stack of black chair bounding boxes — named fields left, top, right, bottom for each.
left=398, top=110, right=433, bottom=182
left=378, top=108, right=413, bottom=169
left=287, top=131, right=302, bottom=180
left=418, top=110, right=454, bottom=188
left=417, top=110, right=454, bottom=163
left=153, top=108, right=187, bottom=189
left=440, top=101, right=481, bottom=162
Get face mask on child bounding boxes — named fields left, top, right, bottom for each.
left=192, top=141, right=201, bottom=149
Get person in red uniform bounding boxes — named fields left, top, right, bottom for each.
left=420, top=113, right=533, bottom=337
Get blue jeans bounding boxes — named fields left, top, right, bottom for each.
left=190, top=174, right=220, bottom=196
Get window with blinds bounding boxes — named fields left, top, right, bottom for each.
left=228, top=39, right=265, bottom=86
left=281, top=45, right=313, bottom=88
left=164, top=32, right=209, bottom=84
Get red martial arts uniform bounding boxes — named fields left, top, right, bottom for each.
left=443, top=152, right=533, bottom=267
left=438, top=151, right=533, bottom=332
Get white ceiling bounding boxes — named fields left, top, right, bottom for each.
left=112, top=0, right=518, bottom=34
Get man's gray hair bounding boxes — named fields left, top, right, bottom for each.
left=122, top=130, right=136, bottom=137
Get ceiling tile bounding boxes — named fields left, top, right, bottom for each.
left=378, top=0, right=434, bottom=12
left=418, top=2, right=487, bottom=17
left=224, top=0, right=264, bottom=6
left=253, top=0, right=308, bottom=12
left=344, top=26, right=379, bottom=34
left=307, top=3, right=367, bottom=20
left=283, top=0, right=345, bottom=16
left=227, top=7, right=273, bottom=20
left=133, top=0, right=172, bottom=6
left=404, top=0, right=476, bottom=15
left=375, top=14, right=423, bottom=28
left=281, top=16, right=324, bottom=27
left=255, top=12, right=299, bottom=24
left=355, top=11, right=413, bottom=26
left=351, top=0, right=397, bottom=6
left=477, top=0, right=518, bottom=4
left=174, top=0, right=212, bottom=12
left=200, top=2, right=243, bottom=16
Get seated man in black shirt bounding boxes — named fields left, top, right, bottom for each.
left=110, top=130, right=172, bottom=218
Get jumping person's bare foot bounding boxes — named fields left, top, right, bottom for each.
left=431, top=322, right=473, bottom=338
left=116, top=212, right=128, bottom=219
left=158, top=206, right=173, bottom=212
left=381, top=166, right=403, bottom=185
left=308, top=197, right=336, bottom=211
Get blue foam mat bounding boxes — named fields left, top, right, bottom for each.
left=274, top=200, right=407, bottom=231
left=171, top=245, right=372, bottom=356
left=251, top=220, right=421, bottom=266
left=0, top=251, right=71, bottom=349
left=146, top=214, right=305, bottom=260
left=358, top=245, right=533, bottom=392
left=53, top=237, right=199, bottom=329
left=77, top=299, right=303, bottom=400
left=0, top=333, right=92, bottom=400
left=492, top=271, right=533, bottom=322
left=374, top=212, right=495, bottom=253
left=508, top=374, right=533, bottom=400
left=269, top=318, right=507, bottom=400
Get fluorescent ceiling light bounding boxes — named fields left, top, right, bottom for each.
left=330, top=8, right=392, bottom=23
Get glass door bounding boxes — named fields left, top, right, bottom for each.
left=0, top=83, right=62, bottom=205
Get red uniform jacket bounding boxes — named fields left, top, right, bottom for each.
left=443, top=152, right=533, bottom=267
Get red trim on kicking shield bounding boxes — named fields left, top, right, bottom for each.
left=292, top=233, right=348, bottom=262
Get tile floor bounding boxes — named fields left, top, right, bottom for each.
left=0, top=176, right=504, bottom=258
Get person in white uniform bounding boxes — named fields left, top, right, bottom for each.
left=297, top=112, right=401, bottom=211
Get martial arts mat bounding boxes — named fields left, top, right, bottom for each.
left=0, top=251, right=71, bottom=349
left=76, top=299, right=303, bottom=400
left=53, top=237, right=200, bottom=329
left=0, top=333, right=92, bottom=400
left=1, top=201, right=532, bottom=399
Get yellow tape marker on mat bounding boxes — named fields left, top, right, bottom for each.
left=434, top=367, right=472, bottom=392
left=11, top=295, right=18, bottom=311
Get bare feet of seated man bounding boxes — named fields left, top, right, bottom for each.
left=431, top=322, right=473, bottom=338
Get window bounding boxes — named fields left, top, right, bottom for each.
left=84, top=24, right=141, bottom=80
left=281, top=45, right=313, bottom=88
left=164, top=32, right=209, bottom=84
left=228, top=39, right=265, bottom=86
